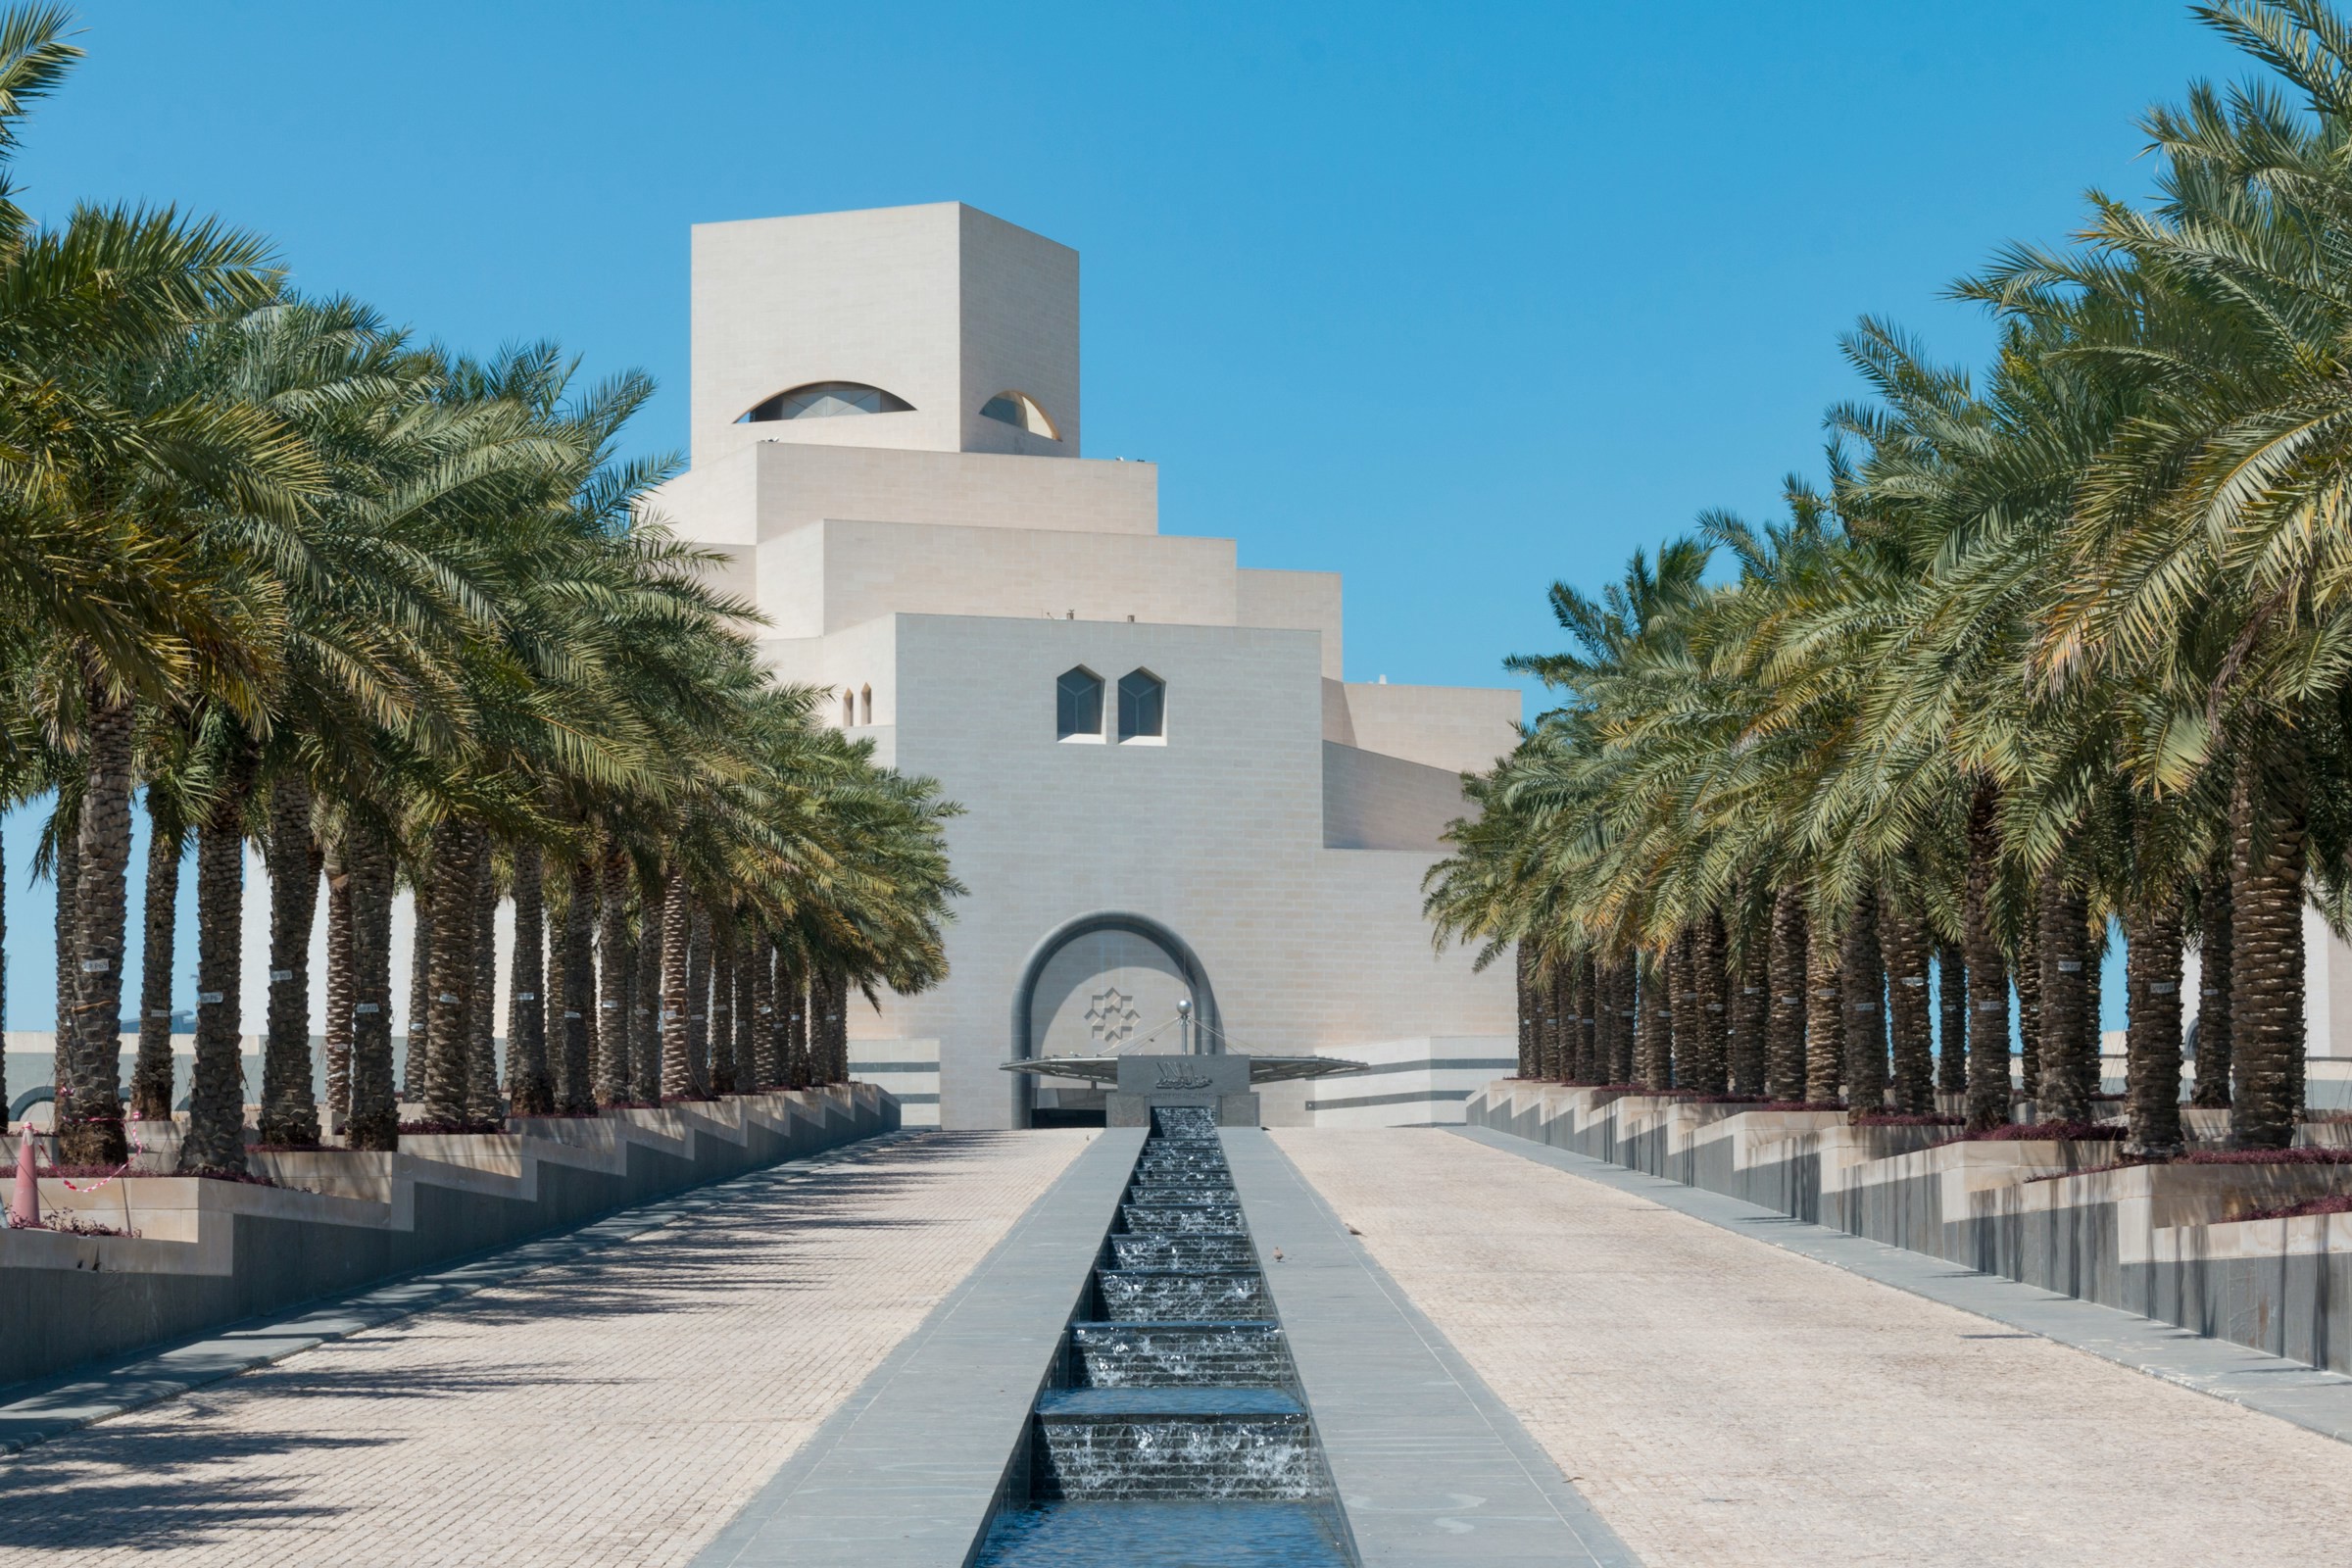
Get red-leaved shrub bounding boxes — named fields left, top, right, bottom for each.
left=2246, top=1194, right=2352, bottom=1221
left=1963, top=1120, right=2126, bottom=1142
left=2179, top=1146, right=2352, bottom=1165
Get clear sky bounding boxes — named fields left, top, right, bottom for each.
left=4, top=1, right=2246, bottom=1026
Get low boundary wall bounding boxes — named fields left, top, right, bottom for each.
left=0, top=1085, right=897, bottom=1390
left=1467, top=1081, right=2352, bottom=1376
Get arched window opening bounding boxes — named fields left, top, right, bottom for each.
left=739, top=381, right=914, bottom=423
left=842, top=689, right=857, bottom=727
left=980, top=390, right=1058, bottom=439
left=859, top=684, right=873, bottom=726
left=1056, top=666, right=1103, bottom=741
left=1117, top=669, right=1165, bottom=741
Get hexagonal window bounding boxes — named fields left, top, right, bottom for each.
left=1117, top=668, right=1165, bottom=742
left=1056, top=666, right=1103, bottom=741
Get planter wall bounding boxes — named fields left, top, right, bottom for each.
left=1467, top=1080, right=2352, bottom=1376
left=0, top=1086, right=896, bottom=1390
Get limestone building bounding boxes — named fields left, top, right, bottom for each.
left=647, top=202, right=1520, bottom=1129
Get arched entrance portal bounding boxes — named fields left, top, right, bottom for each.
left=1008, top=911, right=1223, bottom=1128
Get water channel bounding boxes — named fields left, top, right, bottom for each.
left=972, top=1106, right=1356, bottom=1565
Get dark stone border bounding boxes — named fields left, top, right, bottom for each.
left=691, top=1129, right=1146, bottom=1568
left=1222, top=1129, right=1642, bottom=1567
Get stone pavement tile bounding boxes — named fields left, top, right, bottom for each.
left=0, top=1130, right=1088, bottom=1568
left=0, top=1138, right=905, bottom=1458
left=1452, top=1123, right=2352, bottom=1443
left=1225, top=1130, right=1637, bottom=1567
left=1274, top=1128, right=2352, bottom=1568
left=693, top=1129, right=1142, bottom=1568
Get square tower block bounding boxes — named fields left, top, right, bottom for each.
left=691, top=202, right=1079, bottom=469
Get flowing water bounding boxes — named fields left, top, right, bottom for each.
left=972, top=1106, right=1355, bottom=1565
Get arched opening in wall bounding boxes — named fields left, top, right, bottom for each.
left=859, top=685, right=873, bottom=726
left=1117, top=668, right=1166, bottom=741
left=1007, top=911, right=1222, bottom=1129
left=1056, top=665, right=1103, bottom=741
left=738, top=381, right=914, bottom=422
left=980, top=390, right=1059, bottom=440
left=842, top=689, right=857, bottom=727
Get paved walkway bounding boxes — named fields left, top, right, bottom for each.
left=0, top=1130, right=1090, bottom=1567
left=1274, top=1128, right=2352, bottom=1568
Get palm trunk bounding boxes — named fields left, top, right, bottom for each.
left=1731, top=931, right=1767, bottom=1097
left=1668, top=927, right=1700, bottom=1089
left=258, top=775, right=322, bottom=1148
left=49, top=810, right=78, bottom=1144
left=506, top=842, right=552, bottom=1116
left=1766, top=887, right=1807, bottom=1101
left=1515, top=947, right=1537, bottom=1078
left=2230, top=740, right=2305, bottom=1150
left=1691, top=912, right=1729, bottom=1094
left=548, top=864, right=576, bottom=1111
left=322, top=846, right=354, bottom=1125
left=1804, top=912, right=1843, bottom=1106
left=660, top=868, right=694, bottom=1101
left=562, top=860, right=597, bottom=1113
left=1558, top=956, right=1580, bottom=1081
left=711, top=922, right=737, bottom=1096
left=1963, top=785, right=2013, bottom=1132
left=346, top=819, right=400, bottom=1152
left=808, top=966, right=833, bottom=1085
left=404, top=870, right=432, bottom=1102
left=732, top=930, right=758, bottom=1094
left=1543, top=968, right=1561, bottom=1081
left=785, top=956, right=809, bottom=1088
left=1936, top=941, right=1967, bottom=1096
left=1635, top=953, right=1671, bottom=1089
left=1534, top=964, right=1560, bottom=1080
left=2125, top=899, right=2185, bottom=1157
left=2015, top=907, right=2043, bottom=1106
left=60, top=681, right=135, bottom=1166
left=634, top=893, right=664, bottom=1102
left=465, top=847, right=501, bottom=1124
left=820, top=966, right=849, bottom=1083
left=595, top=845, right=631, bottom=1105
left=129, top=808, right=181, bottom=1123
left=753, top=932, right=780, bottom=1088
left=1574, top=952, right=1600, bottom=1083
left=1882, top=902, right=1934, bottom=1114
left=690, top=903, right=712, bottom=1094
left=422, top=821, right=478, bottom=1125
left=177, top=760, right=252, bottom=1176
left=1841, top=888, right=1886, bottom=1116
left=1612, top=957, right=1640, bottom=1082
left=2193, top=869, right=2232, bottom=1107
left=2036, top=871, right=2092, bottom=1126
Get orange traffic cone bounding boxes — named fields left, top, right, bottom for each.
left=8, top=1125, right=37, bottom=1230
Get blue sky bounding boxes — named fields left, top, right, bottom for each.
left=5, top=1, right=2248, bottom=1025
